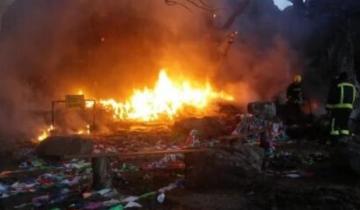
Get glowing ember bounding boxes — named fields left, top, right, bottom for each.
left=85, top=101, right=95, bottom=108
left=37, top=125, right=54, bottom=142
left=76, top=124, right=91, bottom=135
left=99, top=69, right=234, bottom=121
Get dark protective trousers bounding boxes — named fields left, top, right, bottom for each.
left=329, top=108, right=352, bottom=137
left=286, top=102, right=303, bottom=124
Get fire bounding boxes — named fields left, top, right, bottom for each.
left=34, top=69, right=233, bottom=141
left=76, top=124, right=91, bottom=135
left=77, top=90, right=84, bottom=95
left=37, top=125, right=54, bottom=142
left=36, top=124, right=91, bottom=142
left=85, top=101, right=95, bottom=108
left=99, top=69, right=233, bottom=121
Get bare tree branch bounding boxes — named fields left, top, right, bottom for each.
left=222, top=0, right=251, bottom=29
left=186, top=0, right=214, bottom=12
left=165, top=0, right=218, bottom=13
left=164, top=0, right=251, bottom=30
left=199, top=0, right=212, bottom=8
left=165, top=0, right=192, bottom=12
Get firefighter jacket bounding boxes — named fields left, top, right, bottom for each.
left=326, top=81, right=357, bottom=110
left=287, top=82, right=303, bottom=104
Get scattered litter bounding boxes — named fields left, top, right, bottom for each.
left=0, top=183, right=8, bottom=193
left=143, top=154, right=184, bottom=170
left=121, top=196, right=139, bottom=203
left=109, top=204, right=124, bottom=210
left=97, top=188, right=112, bottom=196
left=103, top=199, right=121, bottom=207
left=84, top=201, right=103, bottom=209
left=125, top=201, right=142, bottom=208
left=157, top=193, right=166, bottom=203
left=185, top=129, right=201, bottom=146
left=32, top=195, right=50, bottom=207
left=285, top=173, right=302, bottom=179
left=232, top=114, right=287, bottom=143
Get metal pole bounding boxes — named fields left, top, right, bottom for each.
left=93, top=101, right=96, bottom=132
left=51, top=101, right=55, bottom=126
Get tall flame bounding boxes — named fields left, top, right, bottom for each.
left=99, top=69, right=233, bottom=121
left=34, top=69, right=233, bottom=141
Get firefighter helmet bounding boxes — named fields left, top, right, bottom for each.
left=294, top=75, right=302, bottom=83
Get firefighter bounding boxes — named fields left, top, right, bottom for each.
left=286, top=74, right=304, bottom=124
left=326, top=72, right=357, bottom=142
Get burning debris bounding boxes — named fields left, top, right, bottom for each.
left=37, top=125, right=54, bottom=142
left=34, top=68, right=234, bottom=142
left=97, top=69, right=234, bottom=122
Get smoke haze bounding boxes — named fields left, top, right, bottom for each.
left=0, top=0, right=296, bottom=138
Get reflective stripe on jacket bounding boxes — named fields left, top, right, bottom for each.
left=326, top=82, right=356, bottom=109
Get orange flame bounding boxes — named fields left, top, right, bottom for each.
left=76, top=124, right=91, bottom=135
left=35, top=69, right=233, bottom=140
left=99, top=69, right=233, bottom=121
left=37, top=125, right=54, bottom=142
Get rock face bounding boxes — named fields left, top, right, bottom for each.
left=185, top=144, right=263, bottom=188
left=37, top=136, right=93, bottom=158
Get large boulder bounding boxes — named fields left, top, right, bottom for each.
left=185, top=143, right=263, bottom=188
left=173, top=117, right=228, bottom=139
left=37, top=136, right=93, bottom=158
left=248, top=101, right=276, bottom=119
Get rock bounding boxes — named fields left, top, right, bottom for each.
left=185, top=144, right=263, bottom=188
left=173, top=117, right=228, bottom=139
left=346, top=135, right=360, bottom=175
left=248, top=102, right=276, bottom=119
left=36, top=136, right=93, bottom=158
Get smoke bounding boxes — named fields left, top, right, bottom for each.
left=0, top=0, right=296, bottom=138
left=213, top=0, right=295, bottom=102
left=219, top=38, right=293, bottom=103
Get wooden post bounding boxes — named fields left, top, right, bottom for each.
left=92, top=156, right=112, bottom=190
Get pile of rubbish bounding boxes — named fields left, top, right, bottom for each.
left=0, top=113, right=338, bottom=209
left=232, top=114, right=288, bottom=144
left=0, top=158, right=92, bottom=208
left=0, top=129, right=190, bottom=209
left=0, top=154, right=184, bottom=209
